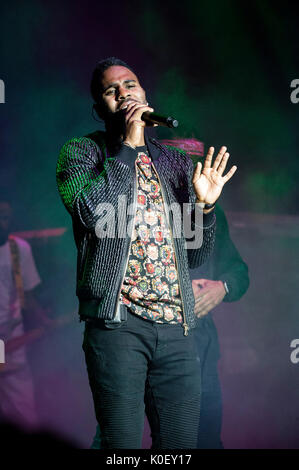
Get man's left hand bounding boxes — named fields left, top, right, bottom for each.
left=192, top=146, right=237, bottom=204
left=192, top=278, right=226, bottom=318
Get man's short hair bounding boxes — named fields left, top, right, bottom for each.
left=90, top=57, right=135, bottom=104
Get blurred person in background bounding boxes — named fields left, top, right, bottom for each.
left=0, top=192, right=53, bottom=430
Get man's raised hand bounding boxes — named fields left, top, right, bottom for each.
left=192, top=146, right=237, bottom=204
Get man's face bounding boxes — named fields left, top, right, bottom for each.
left=0, top=202, right=12, bottom=245
left=100, top=66, right=147, bottom=117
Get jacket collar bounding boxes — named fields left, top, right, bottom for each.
left=145, top=132, right=163, bottom=162
left=91, top=128, right=165, bottom=162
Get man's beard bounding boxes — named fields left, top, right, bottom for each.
left=105, top=110, right=128, bottom=150
left=105, top=109, right=127, bottom=133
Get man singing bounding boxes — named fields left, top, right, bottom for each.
left=56, top=57, right=237, bottom=449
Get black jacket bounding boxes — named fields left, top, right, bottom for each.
left=191, top=204, right=249, bottom=302
left=56, top=130, right=216, bottom=333
left=191, top=204, right=250, bottom=359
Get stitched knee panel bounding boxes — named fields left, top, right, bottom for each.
left=95, top=387, right=145, bottom=449
left=158, top=396, right=200, bottom=449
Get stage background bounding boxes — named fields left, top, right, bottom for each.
left=0, top=0, right=298, bottom=448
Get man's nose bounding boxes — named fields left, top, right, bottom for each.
left=117, top=86, right=130, bottom=101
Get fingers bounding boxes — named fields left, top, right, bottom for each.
left=194, top=294, right=214, bottom=317
left=194, top=293, right=206, bottom=308
left=223, top=165, right=237, bottom=182
left=194, top=291, right=208, bottom=314
left=119, top=99, right=148, bottom=112
left=204, top=145, right=237, bottom=182
left=195, top=309, right=209, bottom=318
left=215, top=151, right=230, bottom=176
left=125, top=101, right=151, bottom=116
left=203, top=146, right=214, bottom=169
left=192, top=161, right=202, bottom=183
left=194, top=299, right=210, bottom=317
left=125, top=101, right=154, bottom=122
left=204, top=146, right=230, bottom=173
left=212, top=146, right=227, bottom=171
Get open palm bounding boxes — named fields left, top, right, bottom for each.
left=192, top=146, right=237, bottom=204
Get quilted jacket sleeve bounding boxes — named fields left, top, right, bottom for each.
left=56, top=137, right=135, bottom=231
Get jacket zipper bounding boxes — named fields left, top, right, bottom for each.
left=112, top=162, right=138, bottom=319
left=152, top=162, right=189, bottom=336
left=80, top=232, right=91, bottom=282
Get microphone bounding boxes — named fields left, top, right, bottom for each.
left=141, top=111, right=179, bottom=128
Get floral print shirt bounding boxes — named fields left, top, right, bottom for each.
left=119, top=147, right=183, bottom=324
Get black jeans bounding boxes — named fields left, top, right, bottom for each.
left=83, top=310, right=201, bottom=449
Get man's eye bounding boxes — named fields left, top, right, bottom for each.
left=105, top=89, right=115, bottom=95
left=127, top=84, right=135, bottom=88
